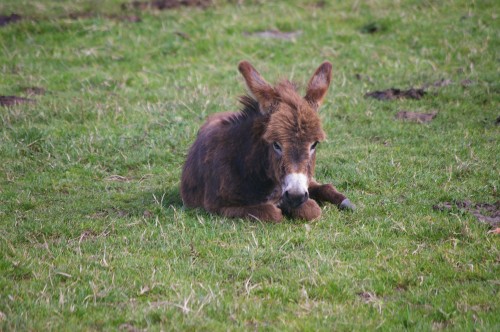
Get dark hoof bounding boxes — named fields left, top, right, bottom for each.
left=340, top=198, right=355, bottom=211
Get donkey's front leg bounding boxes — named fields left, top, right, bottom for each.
left=308, top=181, right=355, bottom=210
left=219, top=203, right=283, bottom=222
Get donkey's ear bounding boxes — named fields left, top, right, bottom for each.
left=304, top=61, right=332, bottom=111
left=238, top=61, right=276, bottom=114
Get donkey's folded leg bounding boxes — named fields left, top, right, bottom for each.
left=308, top=181, right=355, bottom=210
left=219, top=204, right=283, bottom=222
left=284, top=199, right=322, bottom=221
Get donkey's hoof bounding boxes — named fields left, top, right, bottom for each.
left=339, top=198, right=355, bottom=211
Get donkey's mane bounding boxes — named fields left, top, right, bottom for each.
left=239, top=95, right=261, bottom=116
left=222, top=95, right=262, bottom=126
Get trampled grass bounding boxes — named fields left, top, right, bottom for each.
left=0, top=0, right=499, bottom=330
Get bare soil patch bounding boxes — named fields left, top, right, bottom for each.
left=0, top=96, right=35, bottom=107
left=365, top=88, right=426, bottom=101
left=433, top=200, right=500, bottom=228
left=395, top=110, right=437, bottom=123
left=0, top=13, right=21, bottom=27
left=365, top=78, right=457, bottom=101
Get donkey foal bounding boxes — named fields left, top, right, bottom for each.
left=181, top=61, right=354, bottom=222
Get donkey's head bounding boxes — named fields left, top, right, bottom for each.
left=238, top=61, right=332, bottom=209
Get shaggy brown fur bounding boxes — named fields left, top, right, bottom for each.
left=180, top=61, right=354, bottom=222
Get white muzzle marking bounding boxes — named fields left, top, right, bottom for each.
left=283, top=173, right=308, bottom=195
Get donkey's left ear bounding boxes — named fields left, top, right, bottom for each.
left=304, top=61, right=332, bottom=111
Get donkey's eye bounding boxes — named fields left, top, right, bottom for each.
left=272, top=142, right=282, bottom=154
left=311, top=141, right=319, bottom=151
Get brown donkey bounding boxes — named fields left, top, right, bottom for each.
left=181, top=61, right=354, bottom=222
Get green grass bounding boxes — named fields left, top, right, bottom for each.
left=1, top=0, right=499, bottom=330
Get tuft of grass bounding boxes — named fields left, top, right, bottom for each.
left=1, top=0, right=499, bottom=330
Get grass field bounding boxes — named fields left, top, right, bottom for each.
left=1, top=0, right=499, bottom=330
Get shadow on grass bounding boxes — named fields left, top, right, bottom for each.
left=86, top=186, right=184, bottom=221
left=149, top=187, right=184, bottom=209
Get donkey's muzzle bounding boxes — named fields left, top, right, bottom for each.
left=284, top=190, right=309, bottom=208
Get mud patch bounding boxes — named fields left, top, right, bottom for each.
left=368, top=78, right=455, bottom=101
left=0, top=13, right=21, bottom=27
left=0, top=96, right=35, bottom=107
left=123, top=0, right=212, bottom=10
left=395, top=110, right=437, bottom=123
left=433, top=200, right=500, bottom=228
left=365, top=88, right=426, bottom=101
left=244, top=29, right=302, bottom=41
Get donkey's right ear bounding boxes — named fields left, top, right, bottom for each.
left=304, top=61, right=332, bottom=111
left=238, top=61, right=276, bottom=114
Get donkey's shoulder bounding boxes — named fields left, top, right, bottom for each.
left=202, top=111, right=237, bottom=131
